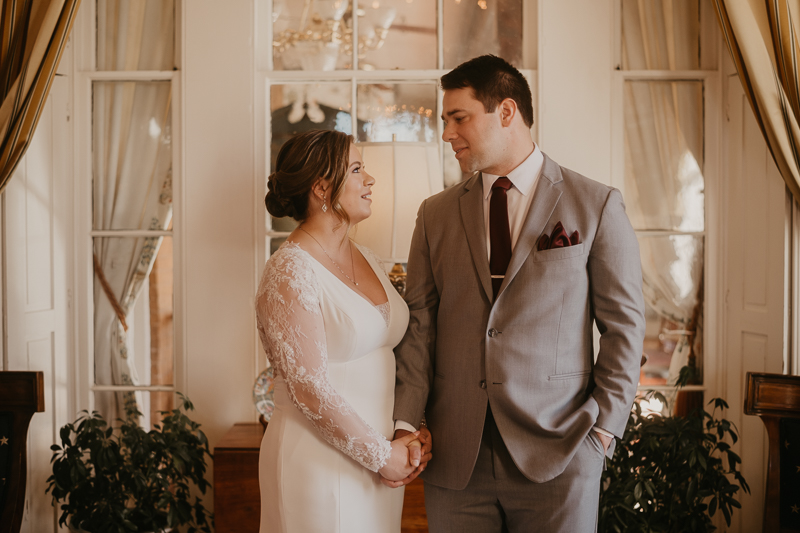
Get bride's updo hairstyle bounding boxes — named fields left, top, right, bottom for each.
left=265, top=129, right=353, bottom=224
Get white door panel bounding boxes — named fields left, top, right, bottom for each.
left=3, top=67, right=72, bottom=533
left=723, top=75, right=785, bottom=533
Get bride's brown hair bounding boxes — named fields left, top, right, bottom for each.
left=265, top=130, right=353, bottom=224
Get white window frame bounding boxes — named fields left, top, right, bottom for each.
left=610, top=4, right=723, bottom=397
left=257, top=0, right=537, bottom=259
left=71, top=1, right=186, bottom=412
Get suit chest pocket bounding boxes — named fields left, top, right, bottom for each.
left=532, top=242, right=586, bottom=263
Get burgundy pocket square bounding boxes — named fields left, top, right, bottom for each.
left=537, top=221, right=580, bottom=251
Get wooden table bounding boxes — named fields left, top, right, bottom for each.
left=213, top=422, right=428, bottom=532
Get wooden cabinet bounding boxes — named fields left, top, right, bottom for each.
left=213, top=422, right=428, bottom=532
left=213, top=423, right=263, bottom=533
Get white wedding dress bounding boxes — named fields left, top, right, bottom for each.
left=256, top=241, right=410, bottom=533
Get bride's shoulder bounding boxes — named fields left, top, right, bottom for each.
left=257, top=242, right=322, bottom=313
left=259, top=242, right=319, bottom=290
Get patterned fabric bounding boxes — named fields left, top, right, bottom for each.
left=375, top=301, right=391, bottom=327
left=0, top=0, right=81, bottom=193
left=713, top=1, right=800, bottom=201
left=255, top=243, right=392, bottom=472
left=780, top=418, right=800, bottom=529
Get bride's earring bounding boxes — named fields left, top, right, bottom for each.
left=321, top=193, right=328, bottom=213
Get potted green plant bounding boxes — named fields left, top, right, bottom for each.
left=599, top=367, right=750, bottom=532
left=46, top=393, right=213, bottom=533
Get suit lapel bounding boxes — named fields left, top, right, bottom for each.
left=498, top=154, right=563, bottom=298
left=459, top=173, right=493, bottom=302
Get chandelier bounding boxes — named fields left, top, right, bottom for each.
left=273, top=0, right=397, bottom=71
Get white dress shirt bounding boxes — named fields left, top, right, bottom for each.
left=481, top=144, right=543, bottom=259
left=395, top=144, right=613, bottom=442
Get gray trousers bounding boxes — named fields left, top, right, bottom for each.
left=424, top=406, right=605, bottom=533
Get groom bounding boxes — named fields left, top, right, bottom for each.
left=389, top=55, right=646, bottom=532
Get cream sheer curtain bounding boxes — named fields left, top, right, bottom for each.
left=93, top=0, right=174, bottom=421
left=622, top=0, right=705, bottom=391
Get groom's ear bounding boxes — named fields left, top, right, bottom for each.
left=498, top=98, right=518, bottom=127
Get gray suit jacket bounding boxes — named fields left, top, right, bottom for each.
left=393, top=153, right=646, bottom=490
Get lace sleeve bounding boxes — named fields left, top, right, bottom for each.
left=255, top=245, right=392, bottom=472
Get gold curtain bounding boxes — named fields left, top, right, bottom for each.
left=713, top=0, right=800, bottom=200
left=0, top=0, right=81, bottom=193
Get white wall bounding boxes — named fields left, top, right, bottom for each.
left=182, top=0, right=260, bottom=510
left=538, top=0, right=613, bottom=185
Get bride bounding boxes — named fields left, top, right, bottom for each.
left=256, top=129, right=431, bottom=533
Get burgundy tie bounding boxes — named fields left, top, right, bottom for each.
left=490, top=177, right=513, bottom=298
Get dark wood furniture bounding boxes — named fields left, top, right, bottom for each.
left=213, top=422, right=428, bottom=532
left=214, top=423, right=263, bottom=533
left=744, top=372, right=800, bottom=533
left=0, top=371, right=45, bottom=533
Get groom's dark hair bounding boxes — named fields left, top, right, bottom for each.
left=441, top=55, right=534, bottom=128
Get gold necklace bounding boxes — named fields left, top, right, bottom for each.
left=299, top=226, right=358, bottom=286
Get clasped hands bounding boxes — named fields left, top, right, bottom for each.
left=377, top=427, right=433, bottom=488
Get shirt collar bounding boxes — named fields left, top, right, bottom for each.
left=482, top=144, right=544, bottom=199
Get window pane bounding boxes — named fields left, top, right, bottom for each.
left=272, top=0, right=351, bottom=71
left=638, top=234, right=704, bottom=386
left=621, top=0, right=701, bottom=70
left=272, top=0, right=436, bottom=71
left=93, top=81, right=173, bottom=231
left=96, top=0, right=174, bottom=70
left=358, top=0, right=436, bottom=70
left=270, top=237, right=288, bottom=256
left=444, top=0, right=523, bottom=69
left=640, top=301, right=679, bottom=386
left=93, top=236, right=174, bottom=388
left=270, top=83, right=351, bottom=234
left=93, top=391, right=175, bottom=431
left=356, top=83, right=437, bottom=142
left=624, top=81, right=704, bottom=232
left=271, top=83, right=353, bottom=171
left=271, top=217, right=298, bottom=233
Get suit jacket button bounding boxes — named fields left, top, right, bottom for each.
left=488, top=328, right=498, bottom=338
left=480, top=380, right=487, bottom=389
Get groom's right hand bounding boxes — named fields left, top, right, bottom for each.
left=378, top=431, right=421, bottom=482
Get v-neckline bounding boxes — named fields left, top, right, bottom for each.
left=288, top=241, right=390, bottom=310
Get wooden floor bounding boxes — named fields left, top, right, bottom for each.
left=400, top=477, right=429, bottom=533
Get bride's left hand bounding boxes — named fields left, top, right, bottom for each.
left=380, top=426, right=433, bottom=488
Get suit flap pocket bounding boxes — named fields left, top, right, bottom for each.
left=533, top=242, right=586, bottom=262
left=548, top=369, right=591, bottom=381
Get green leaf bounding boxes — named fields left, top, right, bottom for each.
left=687, top=477, right=697, bottom=502
left=697, top=453, right=707, bottom=470
left=59, top=425, right=71, bottom=444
